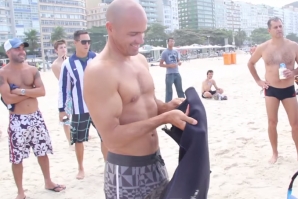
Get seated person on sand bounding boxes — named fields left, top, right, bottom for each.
left=201, top=70, right=226, bottom=100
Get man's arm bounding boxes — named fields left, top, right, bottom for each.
left=83, top=61, right=168, bottom=150
left=212, top=80, right=219, bottom=90
left=0, top=73, right=29, bottom=104
left=12, top=68, right=45, bottom=98
left=293, top=43, right=298, bottom=76
left=247, top=44, right=263, bottom=82
left=159, top=51, right=175, bottom=68
left=51, top=62, right=60, bottom=80
left=58, top=60, right=69, bottom=112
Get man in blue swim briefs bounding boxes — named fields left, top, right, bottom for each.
left=83, top=0, right=198, bottom=198
left=248, top=16, right=298, bottom=164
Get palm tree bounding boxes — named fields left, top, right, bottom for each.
left=0, top=43, right=7, bottom=58
left=23, top=29, right=39, bottom=53
left=51, top=26, right=67, bottom=43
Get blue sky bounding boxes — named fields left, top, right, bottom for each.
left=235, top=0, right=296, bottom=8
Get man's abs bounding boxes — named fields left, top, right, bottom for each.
left=111, top=132, right=159, bottom=156
left=265, top=68, right=294, bottom=88
left=11, top=98, right=39, bottom=114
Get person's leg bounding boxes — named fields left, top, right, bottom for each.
left=173, top=73, right=185, bottom=98
left=202, top=92, right=212, bottom=98
left=8, top=113, right=29, bottom=199
left=63, top=124, right=71, bottom=145
left=165, top=74, right=174, bottom=103
left=281, top=96, right=298, bottom=160
left=73, top=113, right=93, bottom=179
left=12, top=163, right=25, bottom=199
left=217, top=88, right=224, bottom=94
left=264, top=96, right=280, bottom=163
left=32, top=111, right=65, bottom=191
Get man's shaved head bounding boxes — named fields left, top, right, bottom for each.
left=106, top=0, right=146, bottom=24
left=105, top=0, right=147, bottom=57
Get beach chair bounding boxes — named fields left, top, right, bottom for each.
left=288, top=171, right=298, bottom=199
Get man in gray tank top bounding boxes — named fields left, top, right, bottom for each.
left=160, top=38, right=185, bottom=102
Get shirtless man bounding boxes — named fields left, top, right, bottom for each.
left=83, top=0, right=197, bottom=198
left=51, top=39, right=71, bottom=145
left=250, top=45, right=257, bottom=56
left=248, top=17, right=298, bottom=164
left=0, top=38, right=65, bottom=199
left=201, top=70, right=224, bottom=99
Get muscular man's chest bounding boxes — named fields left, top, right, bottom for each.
left=118, top=69, right=155, bottom=104
left=8, top=70, right=34, bottom=88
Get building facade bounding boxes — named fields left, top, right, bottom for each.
left=86, top=3, right=108, bottom=28
left=0, top=0, right=14, bottom=44
left=39, top=0, right=87, bottom=61
left=157, top=0, right=179, bottom=33
left=13, top=0, right=39, bottom=39
left=178, top=0, right=215, bottom=30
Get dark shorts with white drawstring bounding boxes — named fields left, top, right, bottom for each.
left=104, top=150, right=169, bottom=199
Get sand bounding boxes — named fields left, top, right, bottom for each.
left=1, top=54, right=298, bottom=199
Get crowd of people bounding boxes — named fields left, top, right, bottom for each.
left=1, top=0, right=298, bottom=198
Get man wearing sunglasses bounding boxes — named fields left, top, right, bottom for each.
left=58, top=30, right=106, bottom=180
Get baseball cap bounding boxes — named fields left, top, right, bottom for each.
left=4, top=38, right=29, bottom=52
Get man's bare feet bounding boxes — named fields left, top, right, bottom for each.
left=45, top=182, right=66, bottom=192
left=76, top=169, right=85, bottom=180
left=15, top=193, right=26, bottom=199
left=269, top=152, right=278, bottom=164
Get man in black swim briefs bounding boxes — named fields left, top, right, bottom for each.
left=201, top=70, right=224, bottom=99
left=248, top=16, right=298, bottom=164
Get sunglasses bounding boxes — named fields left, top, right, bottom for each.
left=77, top=40, right=91, bottom=45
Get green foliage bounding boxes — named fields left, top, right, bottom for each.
left=87, top=26, right=108, bottom=52
left=286, top=33, right=298, bottom=43
left=23, top=29, right=40, bottom=53
left=145, top=23, right=169, bottom=47
left=51, top=26, right=67, bottom=43
left=235, top=29, right=247, bottom=46
left=169, top=29, right=205, bottom=46
left=250, top=28, right=271, bottom=44
left=0, top=43, right=7, bottom=58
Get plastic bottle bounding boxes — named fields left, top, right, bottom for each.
left=60, top=116, right=70, bottom=126
left=279, top=63, right=287, bottom=80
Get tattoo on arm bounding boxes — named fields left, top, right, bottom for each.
left=34, top=71, right=40, bottom=79
left=0, top=75, right=4, bottom=86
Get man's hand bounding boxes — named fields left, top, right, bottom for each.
left=11, top=88, right=21, bottom=95
left=166, top=98, right=185, bottom=111
left=178, top=61, right=182, bottom=66
left=59, top=112, right=68, bottom=122
left=257, top=80, right=269, bottom=89
left=165, top=105, right=197, bottom=130
left=284, top=69, right=295, bottom=79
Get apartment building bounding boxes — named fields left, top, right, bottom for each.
left=157, top=0, right=179, bottom=33
left=0, top=0, right=14, bottom=44
left=178, top=0, right=215, bottom=30
left=86, top=0, right=101, bottom=9
left=86, top=3, right=108, bottom=28
left=13, top=0, right=39, bottom=39
left=39, top=0, right=87, bottom=61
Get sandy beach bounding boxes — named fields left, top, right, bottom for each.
left=1, top=54, right=298, bottom=199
